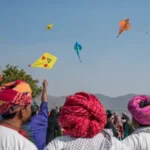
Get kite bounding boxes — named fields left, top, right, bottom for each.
left=46, top=24, right=54, bottom=30
left=74, top=42, right=82, bottom=62
left=117, top=18, right=131, bottom=38
left=28, top=52, right=57, bottom=69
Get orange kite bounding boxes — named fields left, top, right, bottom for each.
left=117, top=18, right=131, bottom=38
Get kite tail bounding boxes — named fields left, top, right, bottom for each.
left=77, top=52, right=82, bottom=63
left=117, top=29, right=123, bottom=38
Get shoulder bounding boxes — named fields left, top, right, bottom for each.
left=122, top=132, right=150, bottom=149
left=0, top=126, right=37, bottom=150
left=45, top=136, right=73, bottom=150
left=40, top=102, right=48, bottom=107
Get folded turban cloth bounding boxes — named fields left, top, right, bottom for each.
left=59, top=92, right=107, bottom=138
left=0, top=80, right=32, bottom=115
left=128, top=95, right=150, bottom=125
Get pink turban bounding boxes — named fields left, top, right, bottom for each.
left=59, top=92, right=107, bottom=138
left=128, top=95, right=150, bottom=125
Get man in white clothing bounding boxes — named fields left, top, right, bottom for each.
left=0, top=80, right=37, bottom=150
left=45, top=92, right=131, bottom=150
left=121, top=95, right=150, bottom=150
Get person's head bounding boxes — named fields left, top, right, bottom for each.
left=113, top=112, right=118, bottom=117
left=121, top=112, right=129, bottom=122
left=55, top=106, right=59, bottom=113
left=59, top=92, right=107, bottom=138
left=49, top=109, right=57, bottom=119
left=0, top=80, right=32, bottom=125
left=31, top=101, right=40, bottom=117
left=106, top=110, right=114, bottom=124
left=128, top=95, right=150, bottom=129
left=122, top=112, right=127, bottom=117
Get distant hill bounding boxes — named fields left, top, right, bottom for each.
left=34, top=93, right=137, bottom=115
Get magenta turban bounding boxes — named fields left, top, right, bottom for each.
left=128, top=95, right=150, bottom=125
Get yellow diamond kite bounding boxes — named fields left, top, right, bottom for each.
left=46, top=24, right=54, bottom=30
left=29, top=52, right=57, bottom=69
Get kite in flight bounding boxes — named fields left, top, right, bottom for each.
left=46, top=24, right=54, bottom=30
left=28, top=52, right=57, bottom=69
left=117, top=18, right=131, bottom=38
left=74, top=42, right=82, bottom=62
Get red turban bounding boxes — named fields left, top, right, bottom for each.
left=0, top=80, right=32, bottom=115
left=59, top=92, right=107, bottom=138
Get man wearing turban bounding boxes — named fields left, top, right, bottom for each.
left=122, top=95, right=150, bottom=150
left=45, top=92, right=131, bottom=150
left=0, top=80, right=37, bottom=150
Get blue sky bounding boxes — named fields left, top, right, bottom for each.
left=0, top=0, right=150, bottom=97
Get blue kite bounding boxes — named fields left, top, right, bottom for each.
left=74, top=42, right=82, bottom=62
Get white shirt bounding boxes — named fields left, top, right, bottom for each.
left=0, top=126, right=37, bottom=150
left=122, top=127, right=150, bottom=150
left=45, top=130, right=131, bottom=150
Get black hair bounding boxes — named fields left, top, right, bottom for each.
left=139, top=100, right=150, bottom=108
left=49, top=109, right=57, bottom=119
left=106, top=110, right=113, bottom=119
left=1, top=112, right=17, bottom=120
left=31, top=101, right=39, bottom=117
left=138, top=122, right=149, bottom=127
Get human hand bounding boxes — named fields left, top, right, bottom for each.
left=43, top=80, right=48, bottom=88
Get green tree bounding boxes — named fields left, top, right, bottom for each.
left=0, top=64, right=42, bottom=99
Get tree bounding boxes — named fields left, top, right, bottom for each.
left=0, top=64, right=42, bottom=99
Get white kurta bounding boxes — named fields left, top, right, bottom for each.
left=45, top=129, right=131, bottom=150
left=122, top=127, right=150, bottom=150
left=0, top=126, right=38, bottom=150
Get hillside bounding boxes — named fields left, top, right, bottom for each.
left=34, top=93, right=136, bottom=113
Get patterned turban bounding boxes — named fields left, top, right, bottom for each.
left=128, top=95, right=150, bottom=125
left=59, top=92, right=107, bottom=138
left=0, top=80, right=32, bottom=115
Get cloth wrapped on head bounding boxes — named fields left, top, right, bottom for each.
left=59, top=92, right=107, bottom=138
left=0, top=80, right=32, bottom=115
left=128, top=95, right=150, bottom=125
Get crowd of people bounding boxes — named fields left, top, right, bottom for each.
left=0, top=79, right=150, bottom=150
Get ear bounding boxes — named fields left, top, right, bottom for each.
left=19, top=105, right=31, bottom=124
left=18, top=106, right=26, bottom=119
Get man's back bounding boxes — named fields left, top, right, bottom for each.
left=122, top=128, right=150, bottom=150
left=45, top=130, right=131, bottom=150
left=0, top=126, right=37, bottom=150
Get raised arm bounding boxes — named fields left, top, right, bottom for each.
left=41, top=80, right=48, bottom=102
left=38, top=80, right=48, bottom=118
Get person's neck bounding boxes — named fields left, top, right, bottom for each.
left=2, top=119, right=22, bottom=131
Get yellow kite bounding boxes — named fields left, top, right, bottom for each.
left=28, top=52, right=57, bottom=69
left=46, top=24, right=54, bottom=30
